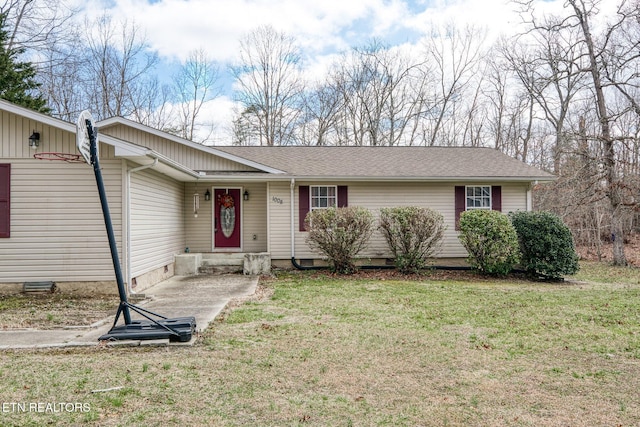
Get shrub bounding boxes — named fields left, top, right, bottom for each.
left=305, top=206, right=374, bottom=274
left=509, top=211, right=579, bottom=280
left=379, top=206, right=446, bottom=274
left=458, top=209, right=520, bottom=276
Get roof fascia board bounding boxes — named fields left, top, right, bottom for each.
left=200, top=174, right=556, bottom=183
left=97, top=116, right=285, bottom=174
left=0, top=99, right=76, bottom=133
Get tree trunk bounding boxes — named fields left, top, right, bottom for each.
left=569, top=0, right=627, bottom=265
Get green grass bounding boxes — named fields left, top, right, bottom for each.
left=570, top=260, right=640, bottom=285
left=1, top=262, right=639, bottom=426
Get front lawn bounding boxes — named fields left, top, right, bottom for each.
left=1, top=264, right=639, bottom=426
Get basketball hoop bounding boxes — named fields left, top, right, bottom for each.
left=33, top=152, right=84, bottom=162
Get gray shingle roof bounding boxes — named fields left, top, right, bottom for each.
left=214, top=146, right=554, bottom=181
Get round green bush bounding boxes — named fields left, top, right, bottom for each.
left=458, top=209, right=520, bottom=276
left=509, top=211, right=579, bottom=280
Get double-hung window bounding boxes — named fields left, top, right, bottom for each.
left=466, top=186, right=491, bottom=210
left=310, top=185, right=337, bottom=211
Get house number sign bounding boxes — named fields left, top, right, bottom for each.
left=272, top=196, right=283, bottom=204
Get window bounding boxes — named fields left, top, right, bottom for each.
left=466, top=186, right=491, bottom=210
left=455, top=185, right=502, bottom=230
left=299, top=185, right=348, bottom=231
left=310, top=186, right=337, bottom=211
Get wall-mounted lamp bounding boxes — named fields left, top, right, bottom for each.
left=243, top=190, right=249, bottom=201
left=28, top=131, right=40, bottom=149
left=204, top=189, right=211, bottom=201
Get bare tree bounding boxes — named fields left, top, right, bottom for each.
left=231, top=25, right=304, bottom=146
left=298, top=81, right=343, bottom=145
left=499, top=22, right=587, bottom=173
left=320, top=40, right=430, bottom=146
left=36, top=36, right=84, bottom=120
left=420, top=23, right=488, bottom=146
left=0, top=0, right=78, bottom=52
left=82, top=15, right=159, bottom=121
left=483, top=52, right=536, bottom=162
left=516, top=0, right=640, bottom=265
left=171, top=49, right=220, bottom=142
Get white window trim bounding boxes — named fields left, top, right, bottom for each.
left=310, top=185, right=338, bottom=212
left=465, top=185, right=492, bottom=210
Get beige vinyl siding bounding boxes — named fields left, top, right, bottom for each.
left=501, top=184, right=529, bottom=214
left=101, top=125, right=259, bottom=172
left=269, top=181, right=530, bottom=260
left=241, top=183, right=268, bottom=252
left=130, top=168, right=185, bottom=277
left=1, top=110, right=75, bottom=159
left=267, top=181, right=293, bottom=259
left=184, top=183, right=212, bottom=252
left=0, top=159, right=123, bottom=282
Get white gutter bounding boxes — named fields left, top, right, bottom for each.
left=290, top=178, right=295, bottom=260
left=126, top=158, right=159, bottom=295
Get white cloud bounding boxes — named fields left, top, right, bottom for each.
left=81, top=0, right=412, bottom=63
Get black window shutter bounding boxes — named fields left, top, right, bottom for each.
left=299, top=185, right=310, bottom=231
left=337, top=186, right=348, bottom=207
left=0, top=164, right=10, bottom=238
left=491, top=186, right=502, bottom=212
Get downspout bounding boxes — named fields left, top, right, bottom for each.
left=126, top=158, right=159, bottom=295
left=290, top=178, right=295, bottom=262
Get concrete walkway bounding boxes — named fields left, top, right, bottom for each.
left=0, top=274, right=258, bottom=350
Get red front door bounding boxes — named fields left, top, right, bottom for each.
left=214, top=188, right=241, bottom=249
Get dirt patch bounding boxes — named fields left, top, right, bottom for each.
left=577, top=232, right=640, bottom=267
left=0, top=293, right=116, bottom=329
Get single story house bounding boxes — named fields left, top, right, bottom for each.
left=0, top=99, right=554, bottom=293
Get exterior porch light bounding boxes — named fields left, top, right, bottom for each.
left=243, top=190, right=249, bottom=201
left=28, top=131, right=40, bottom=149
left=204, top=189, right=211, bottom=201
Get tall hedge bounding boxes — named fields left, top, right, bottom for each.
left=510, top=211, right=579, bottom=280
left=458, top=209, right=520, bottom=276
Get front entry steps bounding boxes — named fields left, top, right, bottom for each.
left=175, top=252, right=271, bottom=276
left=199, top=253, right=244, bottom=275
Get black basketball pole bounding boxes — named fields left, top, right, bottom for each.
left=86, top=120, right=132, bottom=325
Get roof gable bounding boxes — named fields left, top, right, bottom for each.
left=97, top=117, right=284, bottom=174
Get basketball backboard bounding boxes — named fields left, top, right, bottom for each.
left=76, top=110, right=95, bottom=164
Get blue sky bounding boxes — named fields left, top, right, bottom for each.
left=78, top=0, right=615, bottom=142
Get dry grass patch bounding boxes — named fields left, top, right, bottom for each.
left=1, top=264, right=640, bottom=426
left=0, top=293, right=115, bottom=329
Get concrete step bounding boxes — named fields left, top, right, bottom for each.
left=201, top=253, right=244, bottom=266
left=198, top=265, right=243, bottom=275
